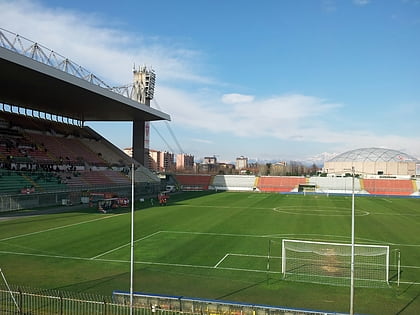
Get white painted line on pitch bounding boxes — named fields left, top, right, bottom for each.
left=370, top=212, right=420, bottom=216
left=161, top=230, right=271, bottom=239
left=381, top=198, right=393, bottom=203
left=0, top=213, right=125, bottom=242
left=2, top=250, right=420, bottom=285
left=90, top=231, right=162, bottom=260
left=229, top=253, right=282, bottom=259
left=159, top=230, right=420, bottom=248
left=214, top=253, right=230, bottom=268
left=0, top=249, right=281, bottom=275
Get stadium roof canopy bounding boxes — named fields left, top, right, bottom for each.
left=0, top=46, right=170, bottom=122
left=328, top=147, right=418, bottom=163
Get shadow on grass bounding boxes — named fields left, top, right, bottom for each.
left=52, top=272, right=129, bottom=294
left=215, top=278, right=273, bottom=300
left=396, top=291, right=420, bottom=315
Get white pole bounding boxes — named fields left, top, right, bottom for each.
left=130, top=163, right=135, bottom=315
left=397, top=250, right=401, bottom=287
left=350, top=166, right=355, bottom=315
left=266, top=239, right=271, bottom=284
left=281, top=239, right=286, bottom=277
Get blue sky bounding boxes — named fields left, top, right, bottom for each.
left=1, top=0, right=419, bottom=163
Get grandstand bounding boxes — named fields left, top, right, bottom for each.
left=170, top=174, right=420, bottom=196
left=211, top=174, right=256, bottom=191
left=361, top=178, right=416, bottom=196
left=174, top=174, right=213, bottom=191
left=0, top=28, right=170, bottom=211
left=308, top=176, right=362, bottom=194
left=0, top=109, right=172, bottom=195
left=257, top=176, right=307, bottom=192
left=0, top=112, right=139, bottom=197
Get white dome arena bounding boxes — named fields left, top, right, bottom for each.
left=324, top=148, right=419, bottom=176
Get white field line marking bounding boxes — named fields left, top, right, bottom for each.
left=381, top=198, right=393, bottom=203
left=261, top=233, right=420, bottom=248
left=90, top=231, right=162, bottom=260
left=369, top=212, right=420, bottom=216
left=0, top=250, right=281, bottom=275
left=163, top=231, right=420, bottom=247
left=273, top=208, right=370, bottom=217
left=229, top=253, right=282, bottom=259
left=0, top=214, right=125, bottom=242
left=161, top=230, right=273, bottom=239
left=1, top=250, right=419, bottom=285
left=214, top=253, right=229, bottom=268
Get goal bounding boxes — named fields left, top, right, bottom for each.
left=282, top=239, right=390, bottom=287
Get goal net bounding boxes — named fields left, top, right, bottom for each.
left=282, top=239, right=389, bottom=287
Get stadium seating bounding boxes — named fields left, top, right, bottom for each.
left=175, top=174, right=213, bottom=190
left=0, top=111, right=143, bottom=196
left=0, top=111, right=116, bottom=167
left=0, top=170, right=32, bottom=194
left=361, top=179, right=415, bottom=196
left=309, top=176, right=362, bottom=194
left=0, top=169, right=66, bottom=194
left=79, top=132, right=133, bottom=167
left=27, top=132, right=106, bottom=166
left=257, top=176, right=307, bottom=192
left=59, top=170, right=130, bottom=188
left=211, top=175, right=256, bottom=191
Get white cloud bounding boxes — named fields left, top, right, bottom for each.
left=156, top=85, right=420, bottom=158
left=157, top=87, right=342, bottom=140
left=191, top=138, right=214, bottom=144
left=322, top=0, right=337, bottom=12
left=1, top=0, right=419, bottom=161
left=221, top=93, right=255, bottom=104
left=0, top=0, right=213, bottom=86
left=353, top=0, right=370, bottom=6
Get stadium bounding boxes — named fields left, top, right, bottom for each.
left=324, top=147, right=419, bottom=177
left=1, top=28, right=420, bottom=315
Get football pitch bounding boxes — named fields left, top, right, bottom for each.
left=0, top=191, right=419, bottom=314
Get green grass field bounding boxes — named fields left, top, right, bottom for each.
left=0, top=192, right=419, bottom=314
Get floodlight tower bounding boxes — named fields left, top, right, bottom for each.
left=132, top=65, right=156, bottom=166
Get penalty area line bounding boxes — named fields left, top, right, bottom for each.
left=2, top=250, right=420, bottom=283
left=214, top=253, right=230, bottom=268
left=0, top=213, right=125, bottom=242
left=90, top=231, right=162, bottom=260
left=0, top=250, right=283, bottom=275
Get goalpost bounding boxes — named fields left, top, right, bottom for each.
left=282, top=239, right=390, bottom=287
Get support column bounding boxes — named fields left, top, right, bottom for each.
left=133, top=120, right=146, bottom=165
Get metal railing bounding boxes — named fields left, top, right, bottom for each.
left=1, top=285, right=344, bottom=315
left=0, top=27, right=136, bottom=99
left=0, top=285, right=179, bottom=315
left=0, top=182, right=160, bottom=212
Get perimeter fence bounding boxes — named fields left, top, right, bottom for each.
left=0, top=285, right=176, bottom=315
left=0, top=182, right=160, bottom=212
left=0, top=285, right=345, bottom=315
